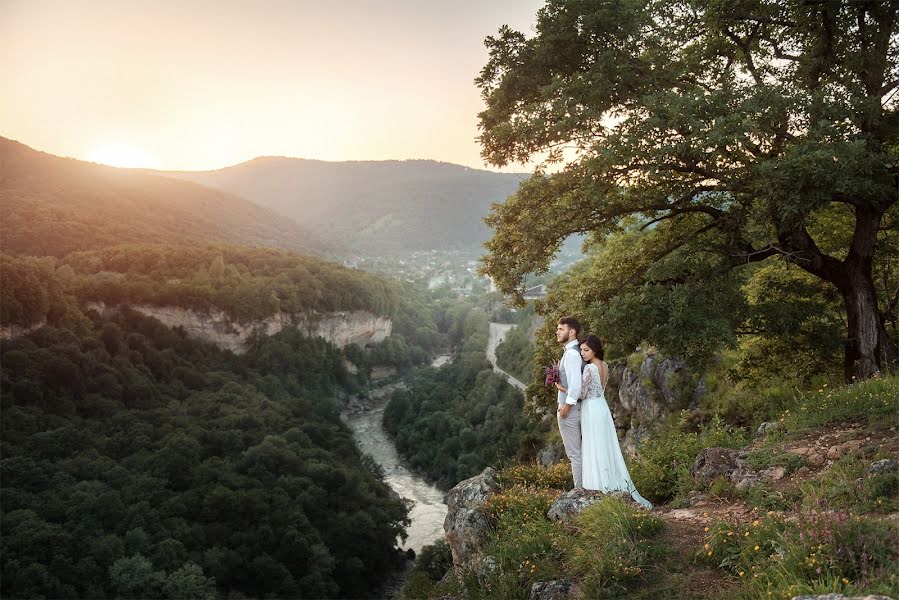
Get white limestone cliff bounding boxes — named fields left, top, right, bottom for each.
left=85, top=302, right=392, bottom=353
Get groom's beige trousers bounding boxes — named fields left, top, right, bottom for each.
left=558, top=402, right=582, bottom=488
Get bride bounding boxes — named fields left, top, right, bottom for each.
left=563, top=334, right=653, bottom=509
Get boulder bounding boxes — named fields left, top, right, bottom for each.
left=537, top=441, right=565, bottom=467
left=691, top=448, right=740, bottom=484
left=546, top=488, right=632, bottom=522
left=866, top=459, right=899, bottom=475
left=477, top=555, right=499, bottom=585
left=530, top=579, right=576, bottom=600
left=444, top=467, right=499, bottom=570
left=757, top=421, right=782, bottom=436
left=761, top=466, right=787, bottom=482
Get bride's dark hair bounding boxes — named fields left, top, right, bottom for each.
left=581, top=334, right=604, bottom=360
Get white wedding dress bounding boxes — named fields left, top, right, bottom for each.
left=580, top=362, right=653, bottom=509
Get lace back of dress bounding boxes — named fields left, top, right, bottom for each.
left=587, top=363, right=605, bottom=398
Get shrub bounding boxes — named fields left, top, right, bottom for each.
left=630, top=413, right=748, bottom=503
left=800, top=453, right=899, bottom=514
left=562, top=497, right=665, bottom=598
left=702, top=506, right=899, bottom=599
left=497, top=462, right=572, bottom=491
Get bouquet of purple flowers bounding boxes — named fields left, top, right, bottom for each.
left=544, top=360, right=560, bottom=387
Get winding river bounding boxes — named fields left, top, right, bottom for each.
left=342, top=338, right=522, bottom=556
left=342, top=355, right=452, bottom=555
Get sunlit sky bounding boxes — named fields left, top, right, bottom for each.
left=0, top=0, right=544, bottom=171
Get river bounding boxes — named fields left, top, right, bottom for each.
left=341, top=346, right=515, bottom=556
left=342, top=397, right=447, bottom=555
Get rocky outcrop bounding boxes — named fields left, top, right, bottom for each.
left=546, top=488, right=633, bottom=522
left=444, top=467, right=499, bottom=571
left=605, top=348, right=704, bottom=455
left=867, top=459, right=899, bottom=475
left=691, top=448, right=789, bottom=491
left=536, top=440, right=565, bottom=467
left=85, top=302, right=391, bottom=353
left=530, top=579, right=576, bottom=600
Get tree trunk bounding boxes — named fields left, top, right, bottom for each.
left=780, top=207, right=895, bottom=382
left=839, top=267, right=884, bottom=381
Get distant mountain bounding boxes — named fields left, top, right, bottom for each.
left=157, top=157, right=528, bottom=255
left=0, top=138, right=330, bottom=257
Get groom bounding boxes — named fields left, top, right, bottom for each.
left=555, top=316, right=583, bottom=489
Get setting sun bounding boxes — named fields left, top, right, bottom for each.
left=85, top=142, right=159, bottom=169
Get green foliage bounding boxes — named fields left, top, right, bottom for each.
left=743, top=450, right=805, bottom=474
left=738, top=263, right=845, bottom=384
left=629, top=414, right=748, bottom=503
left=476, top=0, right=899, bottom=380
left=800, top=453, right=899, bottom=515
left=562, top=498, right=665, bottom=599
left=702, top=509, right=899, bottom=599
left=384, top=306, right=540, bottom=489
left=466, top=491, right=664, bottom=600
left=60, top=244, right=402, bottom=322
left=1, top=306, right=409, bottom=598
left=473, top=485, right=566, bottom=599
left=494, top=322, right=534, bottom=383
left=498, top=463, right=573, bottom=491
left=783, top=376, right=899, bottom=430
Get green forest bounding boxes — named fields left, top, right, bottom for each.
left=0, top=249, right=444, bottom=598
left=383, top=305, right=541, bottom=489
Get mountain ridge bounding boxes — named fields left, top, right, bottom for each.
left=154, top=155, right=530, bottom=256
left=0, top=137, right=331, bottom=257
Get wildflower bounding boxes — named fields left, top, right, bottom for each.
left=754, top=545, right=760, bottom=551
left=738, top=571, right=744, bottom=577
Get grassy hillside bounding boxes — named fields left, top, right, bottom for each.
left=158, top=157, right=527, bottom=255
left=402, top=376, right=899, bottom=600
left=0, top=138, right=330, bottom=258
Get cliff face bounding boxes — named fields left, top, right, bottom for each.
left=85, top=302, right=392, bottom=353
left=605, top=348, right=704, bottom=455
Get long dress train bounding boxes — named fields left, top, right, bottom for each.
left=580, top=362, right=653, bottom=510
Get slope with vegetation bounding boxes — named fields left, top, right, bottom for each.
left=383, top=303, right=541, bottom=490
left=0, top=282, right=411, bottom=598
left=402, top=376, right=898, bottom=600
left=0, top=137, right=330, bottom=258
left=161, top=157, right=527, bottom=255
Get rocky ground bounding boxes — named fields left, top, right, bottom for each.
left=435, top=416, right=898, bottom=600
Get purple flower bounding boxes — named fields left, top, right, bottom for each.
left=544, top=361, right=560, bottom=387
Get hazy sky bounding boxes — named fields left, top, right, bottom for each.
left=0, top=0, right=544, bottom=171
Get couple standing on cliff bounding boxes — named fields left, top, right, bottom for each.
left=554, top=316, right=653, bottom=510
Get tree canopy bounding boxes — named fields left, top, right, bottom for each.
left=477, top=0, right=898, bottom=380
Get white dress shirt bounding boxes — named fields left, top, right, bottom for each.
left=558, top=339, right=582, bottom=406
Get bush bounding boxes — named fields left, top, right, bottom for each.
left=702, top=507, right=899, bottom=599
left=561, top=497, right=665, bottom=599
left=629, top=413, right=748, bottom=503
left=497, top=463, right=572, bottom=491
left=800, top=453, right=899, bottom=514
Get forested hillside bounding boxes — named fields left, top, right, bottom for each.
left=159, top=158, right=526, bottom=255
left=0, top=280, right=411, bottom=598
left=0, top=137, right=330, bottom=258
left=383, top=304, right=540, bottom=490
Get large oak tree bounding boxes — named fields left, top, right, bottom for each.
left=477, top=0, right=898, bottom=380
